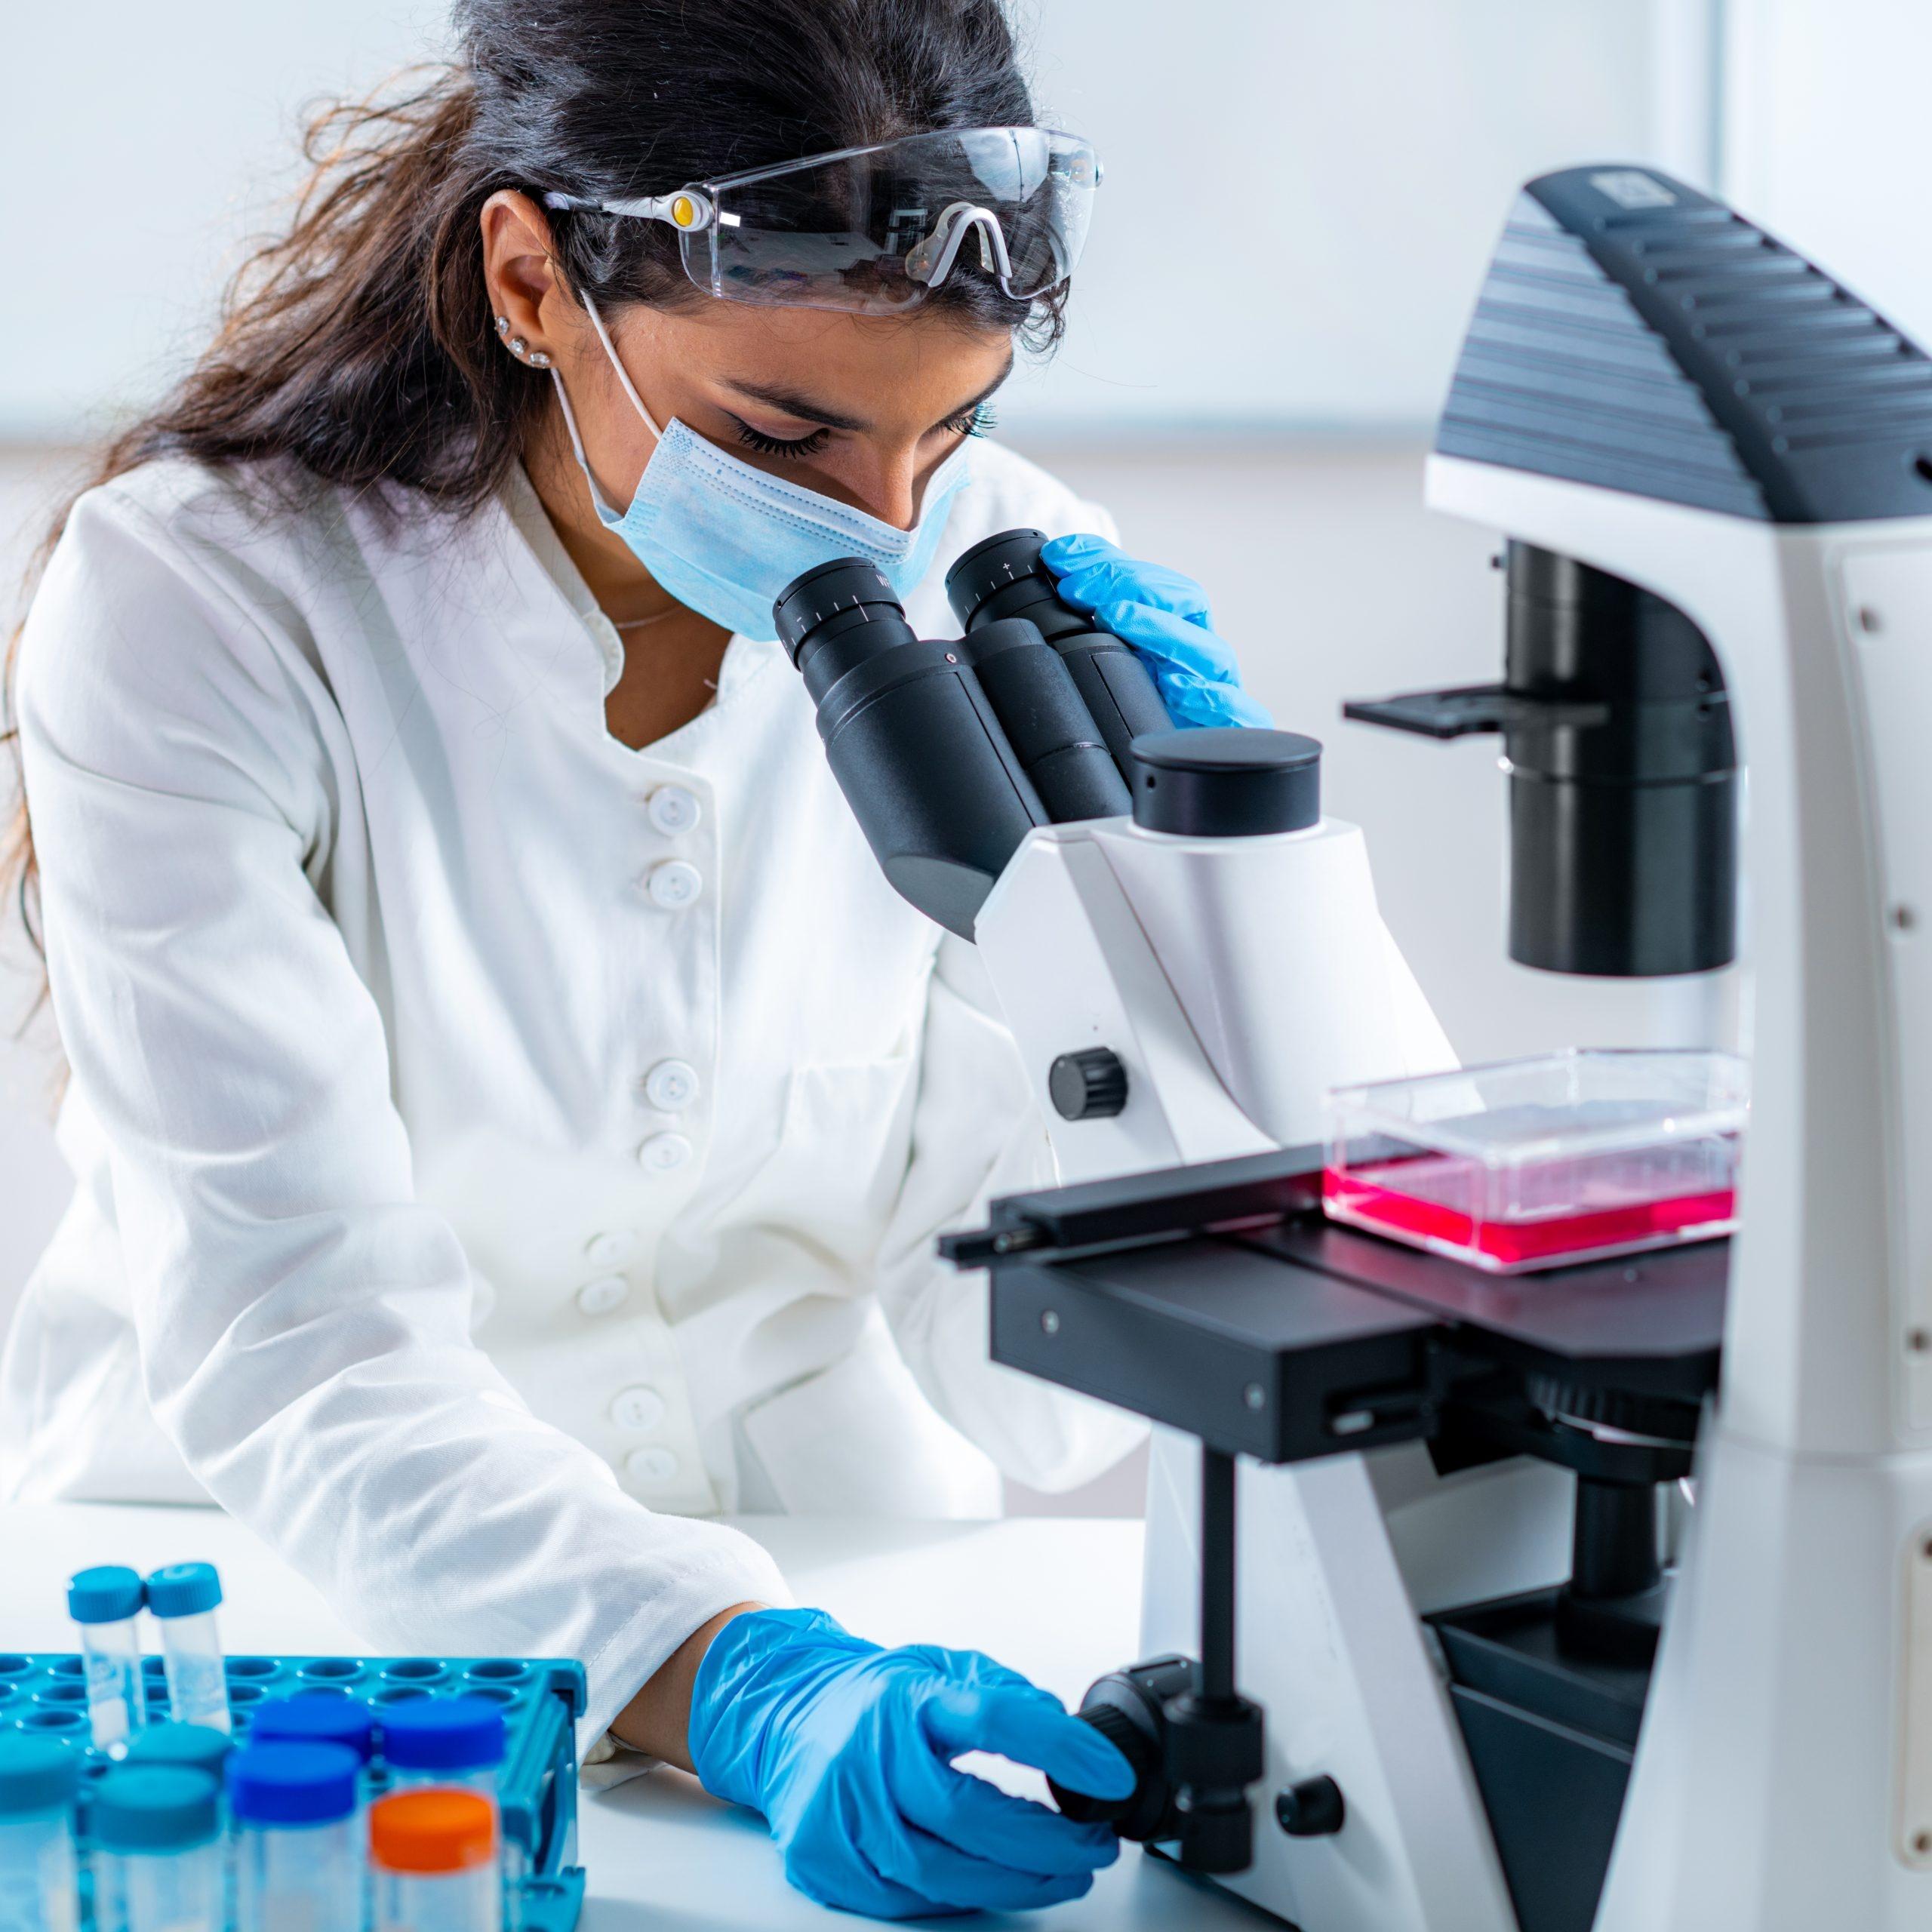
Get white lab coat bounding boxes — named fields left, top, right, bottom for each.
left=1, top=441, right=1145, bottom=1748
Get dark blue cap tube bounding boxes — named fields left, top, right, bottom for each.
left=250, top=1694, right=377, bottom=1764
left=226, top=1742, right=361, bottom=1827
left=379, top=1697, right=507, bottom=1774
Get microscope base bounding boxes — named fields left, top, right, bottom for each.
left=1429, top=1586, right=1657, bottom=1932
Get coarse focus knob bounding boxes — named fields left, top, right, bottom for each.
left=1131, top=728, right=1322, bottom=838
left=1050, top=1049, right=1128, bottom=1121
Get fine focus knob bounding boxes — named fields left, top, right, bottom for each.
left=1049, top=1049, right=1128, bottom=1121
left=1131, top=728, right=1322, bottom=838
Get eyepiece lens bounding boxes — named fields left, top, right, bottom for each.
left=773, top=557, right=905, bottom=664
left=944, top=528, right=1051, bottom=632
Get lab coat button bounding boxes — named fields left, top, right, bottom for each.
left=625, top=1446, right=681, bottom=1484
left=645, top=859, right=703, bottom=909
left=611, top=1386, right=668, bottom=1432
left=643, top=1060, right=700, bottom=1112
left=648, top=785, right=703, bottom=836
left=574, top=1275, right=629, bottom=1317
left=583, top=1231, right=635, bottom=1266
left=638, top=1132, right=694, bottom=1173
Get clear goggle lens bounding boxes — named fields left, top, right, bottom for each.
left=552, top=128, right=1098, bottom=318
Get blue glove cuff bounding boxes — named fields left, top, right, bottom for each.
left=687, top=1607, right=873, bottom=1810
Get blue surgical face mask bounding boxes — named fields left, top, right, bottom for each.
left=550, top=295, right=977, bottom=642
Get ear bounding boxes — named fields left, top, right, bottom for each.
left=480, top=190, right=565, bottom=362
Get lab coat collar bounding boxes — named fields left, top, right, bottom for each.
left=497, top=461, right=778, bottom=712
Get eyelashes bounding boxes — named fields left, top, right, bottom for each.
left=727, top=403, right=999, bottom=463
left=943, top=403, right=998, bottom=440
left=729, top=418, right=833, bottom=460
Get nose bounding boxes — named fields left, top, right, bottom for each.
left=841, top=443, right=928, bottom=531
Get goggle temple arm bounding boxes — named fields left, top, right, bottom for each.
left=541, top=189, right=716, bottom=233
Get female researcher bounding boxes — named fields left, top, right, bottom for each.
left=2, top=0, right=1264, bottom=1915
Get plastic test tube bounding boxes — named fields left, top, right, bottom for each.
left=143, top=1566, right=229, bottom=1736
left=248, top=1694, right=376, bottom=1772
left=91, top=1767, right=222, bottom=1932
left=369, top=1788, right=501, bottom=1932
left=379, top=1697, right=506, bottom=1795
left=66, top=1567, right=146, bottom=1758
left=0, top=1734, right=81, bottom=1932
left=121, top=1725, right=234, bottom=1786
left=226, top=1742, right=363, bottom=1932
left=378, top=1698, right=515, bottom=1901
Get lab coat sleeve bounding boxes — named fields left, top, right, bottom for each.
left=16, top=487, right=787, bottom=1750
left=872, top=934, right=1147, bottom=1492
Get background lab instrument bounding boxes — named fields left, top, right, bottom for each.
left=783, top=164, right=1932, bottom=1930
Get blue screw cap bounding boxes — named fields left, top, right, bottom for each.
left=67, top=1565, right=144, bottom=1625
left=379, top=1696, right=507, bottom=1773
left=125, top=1724, right=235, bottom=1777
left=250, top=1694, right=377, bottom=1764
left=0, top=1735, right=81, bottom=1816
left=226, top=1742, right=361, bottom=1826
left=92, top=1767, right=220, bottom=1852
left=144, top=1563, right=223, bottom=1620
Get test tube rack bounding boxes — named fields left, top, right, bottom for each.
left=0, top=1651, right=587, bottom=1930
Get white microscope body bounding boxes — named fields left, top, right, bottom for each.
left=974, top=807, right=1555, bottom=1931
left=786, top=162, right=1932, bottom=1932
left=963, top=168, right=1932, bottom=1930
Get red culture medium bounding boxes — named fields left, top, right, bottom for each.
left=1323, top=1163, right=1737, bottom=1269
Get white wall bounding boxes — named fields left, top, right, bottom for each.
left=2, top=0, right=1685, bottom=440
left=4, top=2, right=449, bottom=440
left=1721, top=0, right=1932, bottom=343
left=1000, top=0, right=1668, bottom=432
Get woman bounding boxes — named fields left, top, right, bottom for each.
left=2, top=0, right=1264, bottom=1915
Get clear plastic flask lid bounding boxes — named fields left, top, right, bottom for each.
left=1323, top=1048, right=1748, bottom=1275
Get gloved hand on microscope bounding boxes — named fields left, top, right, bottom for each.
left=1041, top=534, right=1273, bottom=731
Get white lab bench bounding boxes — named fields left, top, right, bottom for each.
left=2, top=1505, right=1272, bottom=1930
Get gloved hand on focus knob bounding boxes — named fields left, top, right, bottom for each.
left=686, top=1606, right=1135, bottom=1919
left=1041, top=533, right=1272, bottom=730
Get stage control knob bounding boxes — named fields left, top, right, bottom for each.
left=1049, top=1049, right=1128, bottom=1121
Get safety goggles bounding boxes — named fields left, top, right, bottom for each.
left=544, top=126, right=1100, bottom=318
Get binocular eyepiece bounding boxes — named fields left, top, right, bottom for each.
left=773, top=531, right=1175, bottom=938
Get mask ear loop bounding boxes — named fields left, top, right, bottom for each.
left=579, top=292, right=668, bottom=440
left=548, top=290, right=667, bottom=523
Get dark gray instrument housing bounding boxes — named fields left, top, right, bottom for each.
left=1439, top=164, right=1932, bottom=523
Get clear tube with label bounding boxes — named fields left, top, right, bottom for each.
left=91, top=1767, right=222, bottom=1932
left=0, top=1735, right=81, bottom=1932
left=66, top=1567, right=146, bottom=1758
left=227, top=1741, right=362, bottom=1932
left=143, top=1565, right=230, bottom=1737
left=378, top=1697, right=515, bottom=1903
left=370, top=1788, right=501, bottom=1932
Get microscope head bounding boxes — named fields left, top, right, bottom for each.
left=1353, top=164, right=1932, bottom=978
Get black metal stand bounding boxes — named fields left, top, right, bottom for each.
left=1158, top=1450, right=1265, bottom=1872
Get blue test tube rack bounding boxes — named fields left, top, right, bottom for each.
left=0, top=1651, right=587, bottom=1929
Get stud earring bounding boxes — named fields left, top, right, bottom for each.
left=494, top=315, right=509, bottom=334
left=529, top=351, right=552, bottom=369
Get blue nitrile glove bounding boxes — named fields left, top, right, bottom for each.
left=686, top=1607, right=1135, bottom=1919
left=1041, top=532, right=1273, bottom=730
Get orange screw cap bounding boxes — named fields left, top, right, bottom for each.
left=368, top=1788, right=497, bottom=1875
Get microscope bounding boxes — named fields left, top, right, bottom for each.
left=777, top=165, right=1932, bottom=1932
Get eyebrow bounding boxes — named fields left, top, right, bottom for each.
left=722, top=355, right=1015, bottom=435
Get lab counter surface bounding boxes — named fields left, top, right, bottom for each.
left=2, top=1505, right=1274, bottom=1930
